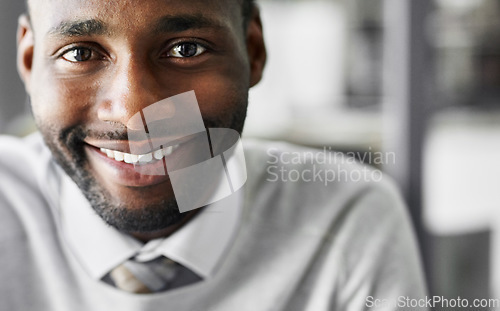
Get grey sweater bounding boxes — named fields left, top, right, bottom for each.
left=0, top=134, right=427, bottom=311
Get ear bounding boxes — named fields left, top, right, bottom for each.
left=246, top=6, right=267, bottom=88
left=17, top=14, right=35, bottom=94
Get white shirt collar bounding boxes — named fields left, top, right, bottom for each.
left=59, top=172, right=242, bottom=280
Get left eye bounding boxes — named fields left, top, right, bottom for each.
left=168, top=42, right=206, bottom=58
left=61, top=47, right=96, bottom=62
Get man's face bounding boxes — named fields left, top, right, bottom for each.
left=17, top=0, right=265, bottom=234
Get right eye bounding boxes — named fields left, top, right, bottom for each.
left=61, top=47, right=96, bottom=62
left=167, top=42, right=206, bottom=58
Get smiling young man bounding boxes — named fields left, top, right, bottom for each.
left=0, top=0, right=427, bottom=310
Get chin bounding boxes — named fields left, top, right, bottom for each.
left=84, top=181, right=185, bottom=233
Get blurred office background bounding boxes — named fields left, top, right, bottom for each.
left=1, top=0, right=500, bottom=304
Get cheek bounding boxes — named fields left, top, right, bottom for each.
left=30, top=72, right=97, bottom=130
left=176, top=63, right=250, bottom=126
left=197, top=77, right=247, bottom=123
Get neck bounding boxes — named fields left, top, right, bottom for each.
left=130, top=209, right=201, bottom=242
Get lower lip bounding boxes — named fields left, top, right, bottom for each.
left=85, top=145, right=172, bottom=188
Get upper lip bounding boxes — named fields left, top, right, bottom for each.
left=84, top=136, right=191, bottom=154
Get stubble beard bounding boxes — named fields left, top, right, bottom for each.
left=34, top=98, right=248, bottom=234
left=40, top=124, right=186, bottom=233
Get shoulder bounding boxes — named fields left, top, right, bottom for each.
left=0, top=133, right=60, bottom=241
left=0, top=132, right=51, bottom=173
left=241, top=139, right=426, bottom=304
left=0, top=133, right=56, bottom=191
left=242, top=138, right=410, bottom=223
left=242, top=138, right=393, bottom=209
left=241, top=138, right=410, bottom=240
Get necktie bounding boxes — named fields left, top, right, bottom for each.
left=105, top=256, right=202, bottom=293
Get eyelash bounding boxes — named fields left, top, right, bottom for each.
left=55, top=42, right=104, bottom=65
left=57, top=40, right=209, bottom=63
left=162, top=39, right=209, bottom=59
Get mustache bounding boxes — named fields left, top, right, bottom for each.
left=61, top=126, right=128, bottom=144
left=60, top=118, right=224, bottom=144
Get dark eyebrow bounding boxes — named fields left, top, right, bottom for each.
left=153, top=14, right=225, bottom=34
left=47, top=19, right=108, bottom=37
left=46, top=14, right=223, bottom=38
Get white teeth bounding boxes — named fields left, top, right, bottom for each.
left=130, top=154, right=139, bottom=163
left=123, top=153, right=132, bottom=163
left=138, top=153, right=153, bottom=163
left=124, top=153, right=138, bottom=164
left=114, top=151, right=124, bottom=162
left=153, top=149, right=164, bottom=160
left=98, top=145, right=179, bottom=165
left=163, top=146, right=173, bottom=156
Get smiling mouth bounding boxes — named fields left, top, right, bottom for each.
left=99, top=144, right=180, bottom=165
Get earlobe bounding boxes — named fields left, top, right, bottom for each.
left=17, top=14, right=35, bottom=94
left=246, top=7, right=267, bottom=88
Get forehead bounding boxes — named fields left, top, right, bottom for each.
left=28, top=0, right=243, bottom=37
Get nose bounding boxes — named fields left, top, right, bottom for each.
left=97, top=56, right=165, bottom=130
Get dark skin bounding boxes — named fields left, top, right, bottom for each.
left=17, top=0, right=266, bottom=241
